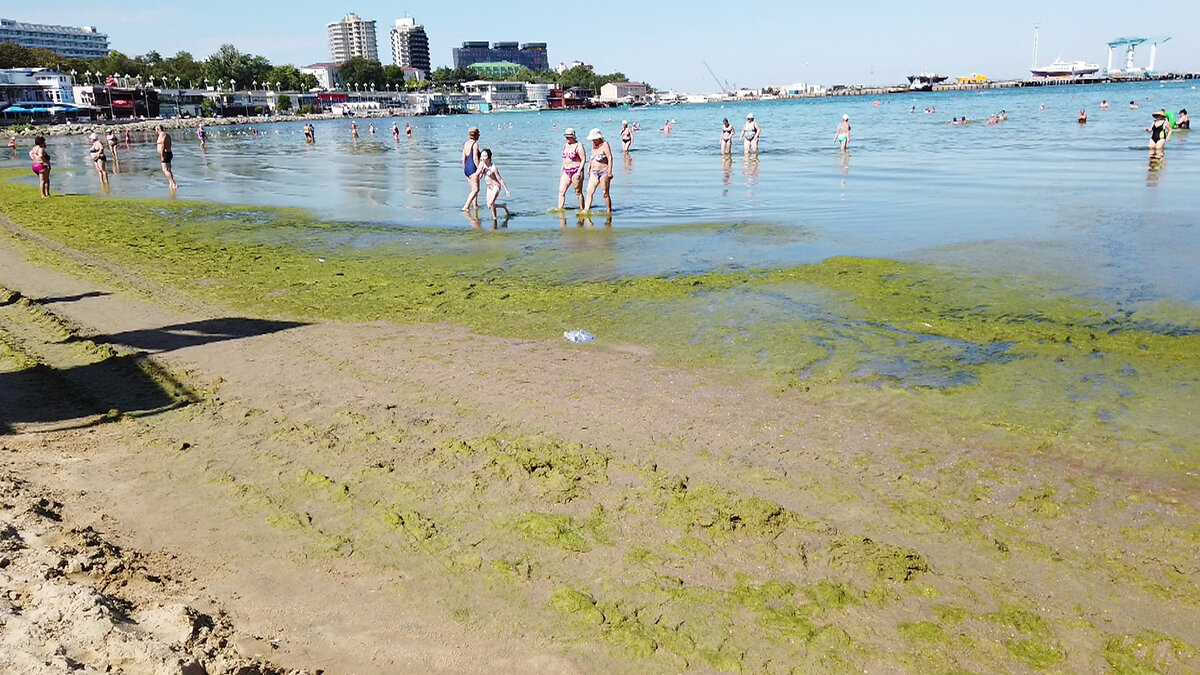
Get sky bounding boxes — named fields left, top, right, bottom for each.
left=12, top=1, right=1200, bottom=92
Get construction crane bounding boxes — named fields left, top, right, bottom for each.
left=703, top=61, right=731, bottom=96
left=1107, top=36, right=1172, bottom=75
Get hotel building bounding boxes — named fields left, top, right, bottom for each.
left=0, top=18, right=109, bottom=59
left=389, top=18, right=430, bottom=79
left=453, top=42, right=548, bottom=72
left=327, top=12, right=378, bottom=63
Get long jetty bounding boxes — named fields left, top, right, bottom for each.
left=823, top=71, right=1200, bottom=97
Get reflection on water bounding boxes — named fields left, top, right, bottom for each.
left=2, top=81, right=1197, bottom=303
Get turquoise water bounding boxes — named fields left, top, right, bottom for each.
left=5, top=80, right=1198, bottom=302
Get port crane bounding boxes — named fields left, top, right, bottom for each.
left=1106, top=36, right=1171, bottom=75
left=703, top=61, right=732, bottom=96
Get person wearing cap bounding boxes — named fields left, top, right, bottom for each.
left=88, top=132, right=109, bottom=185
left=619, top=120, right=634, bottom=153
left=740, top=113, right=761, bottom=154
left=461, top=127, right=482, bottom=212
left=557, top=128, right=586, bottom=210
left=583, top=128, right=615, bottom=213
left=1146, top=109, right=1172, bottom=156
left=834, top=114, right=851, bottom=152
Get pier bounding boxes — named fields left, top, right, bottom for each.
left=822, top=72, right=1200, bottom=98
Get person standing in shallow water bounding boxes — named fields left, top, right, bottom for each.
left=88, top=133, right=109, bottom=185
left=834, top=114, right=851, bottom=152
left=461, top=127, right=481, bottom=211
left=156, top=125, right=178, bottom=192
left=557, top=128, right=586, bottom=211
left=620, top=120, right=634, bottom=153
left=29, top=135, right=51, bottom=197
left=583, top=128, right=614, bottom=213
left=720, top=118, right=734, bottom=154
left=1146, top=109, right=1172, bottom=157
left=741, top=113, right=760, bottom=154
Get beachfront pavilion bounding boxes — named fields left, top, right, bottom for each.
left=466, top=61, right=523, bottom=80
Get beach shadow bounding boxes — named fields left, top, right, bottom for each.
left=1, top=317, right=306, bottom=433
left=67, top=317, right=307, bottom=354
left=34, top=291, right=112, bottom=305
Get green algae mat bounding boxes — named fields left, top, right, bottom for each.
left=2, top=172, right=1199, bottom=673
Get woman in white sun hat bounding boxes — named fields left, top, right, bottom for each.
left=740, top=112, right=761, bottom=154
left=557, top=127, right=586, bottom=210
left=583, top=128, right=615, bottom=213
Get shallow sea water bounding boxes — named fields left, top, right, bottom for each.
left=3, top=80, right=1197, bottom=306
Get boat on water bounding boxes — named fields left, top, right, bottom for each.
left=955, top=73, right=988, bottom=83
left=907, top=73, right=948, bottom=91
left=1030, top=59, right=1100, bottom=78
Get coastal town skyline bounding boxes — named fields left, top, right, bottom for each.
left=10, top=1, right=1200, bottom=92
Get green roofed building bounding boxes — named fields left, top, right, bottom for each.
left=467, top=61, right=522, bottom=79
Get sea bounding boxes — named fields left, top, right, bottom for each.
left=4, top=80, right=1198, bottom=305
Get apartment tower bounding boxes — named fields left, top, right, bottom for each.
left=390, top=18, right=431, bottom=79
left=327, top=12, right=378, bottom=63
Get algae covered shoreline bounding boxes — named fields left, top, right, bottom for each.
left=2, top=171, right=1196, bottom=483
left=2, top=173, right=1199, bottom=673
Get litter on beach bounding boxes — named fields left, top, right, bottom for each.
left=563, top=329, right=595, bottom=344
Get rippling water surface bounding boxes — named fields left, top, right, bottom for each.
left=4, top=80, right=1198, bottom=302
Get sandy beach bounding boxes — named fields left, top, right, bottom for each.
left=0, top=168, right=1197, bottom=673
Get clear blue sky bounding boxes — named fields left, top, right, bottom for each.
left=14, top=2, right=1200, bottom=91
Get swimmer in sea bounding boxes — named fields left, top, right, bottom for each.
left=473, top=148, right=511, bottom=222
left=557, top=128, right=586, bottom=210
left=834, top=114, right=851, bottom=152
left=741, top=113, right=760, bottom=154
left=369, top=123, right=375, bottom=135
left=583, top=128, right=614, bottom=213
left=392, top=122, right=399, bottom=139
left=1099, top=99, right=1109, bottom=109
left=405, top=123, right=413, bottom=137
left=461, top=127, right=481, bottom=211
left=720, top=118, right=734, bottom=154
left=1176, top=109, right=1189, bottom=129
left=620, top=120, right=634, bottom=153
left=1129, top=101, right=1139, bottom=109
left=351, top=121, right=359, bottom=139
left=1078, top=109, right=1087, bottom=124
left=1146, top=109, right=1172, bottom=157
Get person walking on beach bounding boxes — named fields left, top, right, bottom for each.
left=583, top=128, right=614, bottom=213
left=461, top=127, right=482, bottom=211
left=88, top=133, right=109, bottom=185
left=474, top=148, right=512, bottom=222
left=557, top=128, right=586, bottom=211
left=29, top=135, right=51, bottom=198
left=620, top=121, right=634, bottom=153
left=720, top=118, right=734, bottom=154
left=156, top=125, right=178, bottom=192
left=835, top=114, right=851, bottom=152
left=1146, top=109, right=1172, bottom=157
left=741, top=113, right=760, bottom=154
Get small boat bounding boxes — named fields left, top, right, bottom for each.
left=1030, top=60, right=1100, bottom=77
left=907, top=73, right=948, bottom=91
left=955, top=73, right=988, bottom=83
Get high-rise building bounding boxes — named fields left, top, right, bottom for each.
left=453, top=42, right=548, bottom=72
left=0, top=18, right=109, bottom=59
left=389, top=18, right=430, bottom=79
left=327, top=12, right=378, bottom=63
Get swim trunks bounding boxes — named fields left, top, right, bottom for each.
left=162, top=150, right=173, bottom=163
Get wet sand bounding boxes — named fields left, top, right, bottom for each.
left=0, top=179, right=1197, bottom=672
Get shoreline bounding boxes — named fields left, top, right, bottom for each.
left=1, top=176, right=1197, bottom=672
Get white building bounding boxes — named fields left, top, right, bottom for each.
left=555, top=60, right=592, bottom=74
left=301, top=63, right=342, bottom=91
left=599, top=81, right=648, bottom=102
left=327, top=12, right=378, bottom=63
left=0, top=18, right=109, bottom=59
left=524, top=83, right=550, bottom=108
left=461, top=80, right=527, bottom=110
left=1, top=68, right=75, bottom=106
left=389, top=18, right=430, bottom=79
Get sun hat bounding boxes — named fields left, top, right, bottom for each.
left=622, top=120, right=628, bottom=125
left=843, top=114, right=849, bottom=120
left=89, top=133, right=99, bottom=140
left=746, top=113, right=754, bottom=119
left=1152, top=109, right=1167, bottom=118
left=586, top=128, right=603, bottom=140
left=564, top=127, right=576, bottom=137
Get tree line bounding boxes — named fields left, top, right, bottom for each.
left=1, top=41, right=650, bottom=95
left=0, top=42, right=318, bottom=91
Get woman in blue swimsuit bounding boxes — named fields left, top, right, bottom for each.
left=461, top=127, right=481, bottom=211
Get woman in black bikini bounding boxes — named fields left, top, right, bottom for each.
left=720, top=118, right=734, bottom=154
left=89, top=133, right=109, bottom=185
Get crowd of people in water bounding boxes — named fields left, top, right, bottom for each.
left=11, top=96, right=1190, bottom=216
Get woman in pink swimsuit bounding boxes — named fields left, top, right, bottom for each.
left=557, top=127, right=586, bottom=210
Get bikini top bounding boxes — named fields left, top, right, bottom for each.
left=563, top=144, right=580, bottom=161
left=592, top=151, right=609, bottom=164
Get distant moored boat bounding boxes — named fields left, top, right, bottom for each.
left=907, top=73, right=948, bottom=91
left=1030, top=60, right=1101, bottom=78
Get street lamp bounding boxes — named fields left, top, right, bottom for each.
left=70, top=69, right=76, bottom=84
left=275, top=81, right=281, bottom=92
left=252, top=79, right=258, bottom=91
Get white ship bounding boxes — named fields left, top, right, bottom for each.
left=906, top=73, right=948, bottom=91
left=1030, top=59, right=1101, bottom=78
